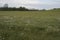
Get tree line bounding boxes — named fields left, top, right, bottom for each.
left=0, top=7, right=39, bottom=11
left=0, top=4, right=60, bottom=11
left=0, top=4, right=39, bottom=11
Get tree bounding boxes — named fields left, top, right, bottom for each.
left=3, top=4, right=8, bottom=8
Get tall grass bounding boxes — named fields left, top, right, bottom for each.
left=0, top=10, right=60, bottom=40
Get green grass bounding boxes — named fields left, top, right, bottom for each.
left=0, top=10, right=60, bottom=40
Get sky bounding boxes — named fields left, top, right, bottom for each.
left=0, top=0, right=60, bottom=9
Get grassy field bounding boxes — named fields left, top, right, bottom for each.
left=0, top=10, right=60, bottom=40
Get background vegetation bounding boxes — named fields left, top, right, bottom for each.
left=0, top=4, right=39, bottom=11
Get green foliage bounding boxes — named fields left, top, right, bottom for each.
left=0, top=10, right=60, bottom=40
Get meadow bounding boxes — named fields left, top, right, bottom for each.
left=0, top=10, right=60, bottom=40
